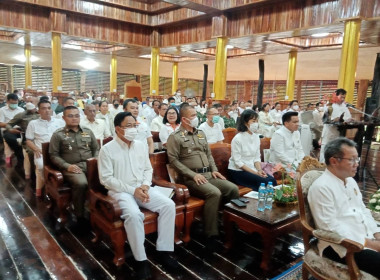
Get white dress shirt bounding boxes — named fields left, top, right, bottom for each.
left=96, top=112, right=115, bottom=136
left=228, top=110, right=238, bottom=122
left=98, top=137, right=153, bottom=195
left=109, top=106, right=123, bottom=118
left=136, top=120, right=152, bottom=143
left=308, top=169, right=379, bottom=257
left=259, top=111, right=275, bottom=137
left=198, top=122, right=224, bottom=144
left=269, top=125, right=305, bottom=166
left=320, top=103, right=352, bottom=162
left=0, top=105, right=24, bottom=123
left=218, top=117, right=225, bottom=129
left=159, top=123, right=180, bottom=145
left=80, top=117, right=111, bottom=140
left=269, top=109, right=282, bottom=124
left=25, top=117, right=65, bottom=148
left=228, top=132, right=261, bottom=171
left=150, top=115, right=164, bottom=132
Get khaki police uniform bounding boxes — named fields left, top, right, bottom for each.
left=49, top=126, right=99, bottom=217
left=167, top=126, right=239, bottom=237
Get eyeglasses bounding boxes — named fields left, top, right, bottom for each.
left=66, top=114, right=80, bottom=119
left=120, top=124, right=139, bottom=129
left=334, top=157, right=360, bottom=165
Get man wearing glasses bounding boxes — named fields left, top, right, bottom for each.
left=98, top=112, right=177, bottom=280
left=49, top=106, right=98, bottom=224
left=308, top=137, right=380, bottom=278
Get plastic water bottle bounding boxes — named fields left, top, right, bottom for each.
left=265, top=182, right=274, bottom=210
left=257, top=183, right=266, bottom=212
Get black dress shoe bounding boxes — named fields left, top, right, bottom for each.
left=136, top=260, right=152, bottom=280
left=156, top=251, right=179, bottom=272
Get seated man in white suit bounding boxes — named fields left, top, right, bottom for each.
left=269, top=111, right=305, bottom=167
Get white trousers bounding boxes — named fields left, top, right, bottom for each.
left=109, top=187, right=175, bottom=261
left=34, top=156, right=44, bottom=190
left=320, top=125, right=339, bottom=163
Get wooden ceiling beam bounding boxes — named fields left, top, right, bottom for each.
left=162, top=0, right=220, bottom=13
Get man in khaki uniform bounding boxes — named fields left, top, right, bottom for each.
left=167, top=105, right=239, bottom=250
left=49, top=106, right=98, bottom=220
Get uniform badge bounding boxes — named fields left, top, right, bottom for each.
left=197, top=134, right=205, bottom=140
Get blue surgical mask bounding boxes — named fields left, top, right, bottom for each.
left=9, top=104, right=18, bottom=110
left=170, top=103, right=176, bottom=106
left=212, top=115, right=220, bottom=124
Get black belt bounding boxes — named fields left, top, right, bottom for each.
left=193, top=167, right=210, bottom=173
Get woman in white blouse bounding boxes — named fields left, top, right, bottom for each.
left=269, top=102, right=283, bottom=126
left=228, top=110, right=277, bottom=191
left=258, top=103, right=275, bottom=137
left=96, top=100, right=115, bottom=136
left=159, top=106, right=181, bottom=146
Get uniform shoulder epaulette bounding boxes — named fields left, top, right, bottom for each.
left=55, top=127, right=65, bottom=132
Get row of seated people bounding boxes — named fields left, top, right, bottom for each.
left=38, top=104, right=305, bottom=279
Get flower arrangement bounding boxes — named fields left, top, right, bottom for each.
left=368, top=190, right=380, bottom=212
left=271, top=163, right=298, bottom=204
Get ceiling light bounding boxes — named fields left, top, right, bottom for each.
left=64, top=44, right=82, bottom=50
left=84, top=50, right=96, bottom=54
left=226, top=45, right=234, bottom=49
left=77, top=59, right=99, bottom=69
left=311, top=32, right=330, bottom=38
left=13, top=55, right=39, bottom=62
left=139, top=54, right=151, bottom=58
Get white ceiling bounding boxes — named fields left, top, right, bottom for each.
left=1, top=42, right=379, bottom=81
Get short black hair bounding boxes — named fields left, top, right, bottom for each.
left=114, top=111, right=135, bottom=127
left=39, top=96, right=49, bottom=102
left=38, top=99, right=51, bottom=108
left=63, top=106, right=79, bottom=115
left=335, top=88, right=347, bottom=96
left=7, top=93, right=18, bottom=101
left=237, top=109, right=258, bottom=132
left=63, top=97, right=74, bottom=106
left=307, top=103, right=313, bottom=108
left=152, top=100, right=161, bottom=106
left=282, top=111, right=298, bottom=124
left=163, top=106, right=180, bottom=125
left=179, top=104, right=193, bottom=118
left=159, top=103, right=168, bottom=109
left=92, top=100, right=100, bottom=106
left=179, top=102, right=189, bottom=110
left=168, top=97, right=175, bottom=103
left=99, top=100, right=108, bottom=107
left=262, top=103, right=270, bottom=110
left=316, top=102, right=321, bottom=107
left=212, top=103, right=222, bottom=109
left=289, top=100, right=298, bottom=107
left=113, top=99, right=119, bottom=104
left=324, top=137, right=356, bottom=165
left=123, top=98, right=137, bottom=109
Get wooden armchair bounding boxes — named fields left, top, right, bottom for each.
left=297, top=164, right=375, bottom=280
left=42, top=142, right=72, bottom=225
left=209, top=143, right=252, bottom=196
left=259, top=137, right=271, bottom=162
left=222, top=127, right=237, bottom=144
left=87, top=155, right=186, bottom=267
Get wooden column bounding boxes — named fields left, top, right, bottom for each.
left=150, top=47, right=159, bottom=95
left=172, top=62, right=178, bottom=95
left=51, top=32, right=62, bottom=92
left=296, top=80, right=302, bottom=102
left=357, top=80, right=369, bottom=109
left=285, top=51, right=297, bottom=100
left=110, top=52, right=117, bottom=93
left=338, top=19, right=361, bottom=103
left=24, top=44, right=32, bottom=89
left=213, top=37, right=228, bottom=100
left=257, top=59, right=264, bottom=107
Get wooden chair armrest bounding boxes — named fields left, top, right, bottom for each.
left=313, top=229, right=363, bottom=252
left=152, top=178, right=189, bottom=204
left=89, top=190, right=122, bottom=222
left=44, top=166, right=64, bottom=185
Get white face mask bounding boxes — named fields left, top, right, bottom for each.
left=249, top=122, right=259, bottom=133
left=186, top=117, right=199, bottom=128
left=52, top=100, right=58, bottom=104
left=124, top=128, right=138, bottom=141
left=292, top=105, right=299, bottom=110
left=96, top=97, right=102, bottom=101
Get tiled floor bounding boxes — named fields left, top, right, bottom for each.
left=0, top=156, right=305, bottom=280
